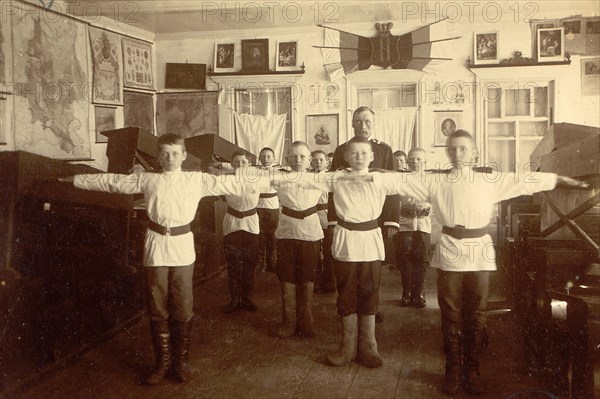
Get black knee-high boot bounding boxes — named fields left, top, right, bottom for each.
left=170, top=319, right=193, bottom=383
left=442, top=325, right=463, bottom=395
left=143, top=320, right=171, bottom=385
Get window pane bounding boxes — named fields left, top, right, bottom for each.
left=372, top=91, right=387, bottom=109
left=488, top=140, right=515, bottom=172
left=519, top=139, right=543, bottom=171
left=357, top=91, right=373, bottom=109
left=505, top=89, right=529, bottom=116
left=520, top=121, right=547, bottom=137
left=488, top=121, right=515, bottom=137
left=487, top=88, right=501, bottom=118
left=533, top=86, right=548, bottom=117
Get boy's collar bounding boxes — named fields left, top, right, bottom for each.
left=162, top=167, right=182, bottom=175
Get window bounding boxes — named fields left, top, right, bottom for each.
left=484, top=81, right=553, bottom=172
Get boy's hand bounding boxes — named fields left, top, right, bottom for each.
left=58, top=176, right=74, bottom=183
left=383, top=226, right=398, bottom=239
left=556, top=176, right=590, bottom=189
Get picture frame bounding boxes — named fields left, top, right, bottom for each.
left=122, top=37, right=155, bottom=90
left=213, top=42, right=236, bottom=73
left=562, top=17, right=585, bottom=55
left=473, top=32, right=498, bottom=65
left=165, top=63, right=206, bottom=90
left=306, top=114, right=339, bottom=155
left=581, top=57, right=600, bottom=96
left=275, top=40, right=299, bottom=71
left=537, top=27, right=565, bottom=62
left=241, top=39, right=269, bottom=72
left=433, top=110, right=463, bottom=147
left=530, top=19, right=558, bottom=58
left=94, top=106, right=116, bottom=143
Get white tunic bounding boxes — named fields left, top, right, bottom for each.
left=270, top=170, right=324, bottom=241
left=222, top=190, right=261, bottom=236
left=372, top=167, right=557, bottom=272
left=256, top=165, right=280, bottom=210
left=74, top=169, right=255, bottom=267
left=312, top=169, right=389, bottom=262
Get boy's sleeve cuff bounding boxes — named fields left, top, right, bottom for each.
left=383, top=222, right=400, bottom=228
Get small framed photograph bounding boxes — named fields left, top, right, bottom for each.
left=530, top=19, right=558, bottom=58
left=213, top=43, right=236, bottom=73
left=275, top=40, right=299, bottom=71
left=241, top=39, right=269, bottom=72
left=306, top=114, right=339, bottom=155
left=473, top=32, right=498, bottom=65
left=537, top=27, right=564, bottom=62
left=165, top=63, right=206, bottom=90
left=94, top=106, right=116, bottom=143
left=433, top=110, right=463, bottom=147
left=581, top=57, right=600, bottom=96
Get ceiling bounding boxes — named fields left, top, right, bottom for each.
left=61, top=0, right=599, bottom=35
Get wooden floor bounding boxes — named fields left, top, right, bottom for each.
left=12, top=264, right=569, bottom=399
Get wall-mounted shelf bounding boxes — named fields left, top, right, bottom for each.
left=469, top=60, right=571, bottom=69
left=209, top=70, right=305, bottom=77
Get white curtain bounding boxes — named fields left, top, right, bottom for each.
left=372, top=108, right=417, bottom=153
left=233, top=112, right=287, bottom=162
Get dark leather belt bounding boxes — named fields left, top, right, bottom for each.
left=282, top=205, right=318, bottom=219
left=148, top=221, right=191, bottom=236
left=259, top=192, right=277, bottom=199
left=227, top=207, right=257, bottom=219
left=338, top=219, right=379, bottom=231
left=316, top=203, right=328, bottom=211
left=442, top=225, right=488, bottom=239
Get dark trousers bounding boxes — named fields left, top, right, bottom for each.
left=316, top=229, right=335, bottom=291
left=145, top=264, right=195, bottom=323
left=224, top=231, right=259, bottom=301
left=258, top=208, right=279, bottom=268
left=395, top=231, right=430, bottom=295
left=437, top=270, right=490, bottom=371
left=276, top=239, right=320, bottom=284
left=334, top=260, right=381, bottom=316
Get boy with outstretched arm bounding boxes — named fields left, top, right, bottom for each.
left=358, top=130, right=589, bottom=395
left=59, top=134, right=263, bottom=385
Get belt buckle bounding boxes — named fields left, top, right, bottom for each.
left=165, top=226, right=171, bottom=236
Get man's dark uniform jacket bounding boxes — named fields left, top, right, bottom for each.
left=327, top=138, right=400, bottom=228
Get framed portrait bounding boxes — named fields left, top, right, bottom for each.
left=94, top=106, right=116, bottom=143
left=213, top=42, right=236, bottom=73
left=586, top=17, right=600, bottom=56
left=275, top=40, right=299, bottom=71
left=241, top=39, right=269, bottom=72
left=537, top=27, right=564, bottom=62
left=122, top=37, right=155, bottom=90
left=581, top=57, right=600, bottom=96
left=165, top=63, right=206, bottom=90
left=433, top=110, right=463, bottom=147
left=530, top=19, right=558, bottom=58
left=306, top=114, right=338, bottom=155
left=473, top=32, right=498, bottom=65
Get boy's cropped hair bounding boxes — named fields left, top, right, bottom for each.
left=259, top=147, right=275, bottom=155
left=290, top=141, right=311, bottom=151
left=394, top=150, right=407, bottom=157
left=158, top=133, right=186, bottom=150
left=231, top=150, right=247, bottom=159
left=311, top=150, right=327, bottom=158
left=346, top=135, right=372, bottom=148
left=447, top=129, right=473, bottom=141
left=352, top=106, right=375, bottom=119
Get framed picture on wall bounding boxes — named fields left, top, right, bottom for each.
left=433, top=110, right=463, bottom=147
left=537, top=27, right=564, bottom=62
left=581, top=57, right=600, bottom=96
left=165, top=63, right=206, bottom=90
left=122, top=37, right=155, bottom=90
left=562, top=18, right=586, bottom=55
left=473, top=31, right=498, bottom=65
left=306, top=114, right=338, bottom=155
left=94, top=106, right=116, bottom=143
left=530, top=19, right=558, bottom=58
left=213, top=42, right=236, bottom=73
left=241, top=39, right=269, bottom=72
left=275, top=40, right=299, bottom=71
